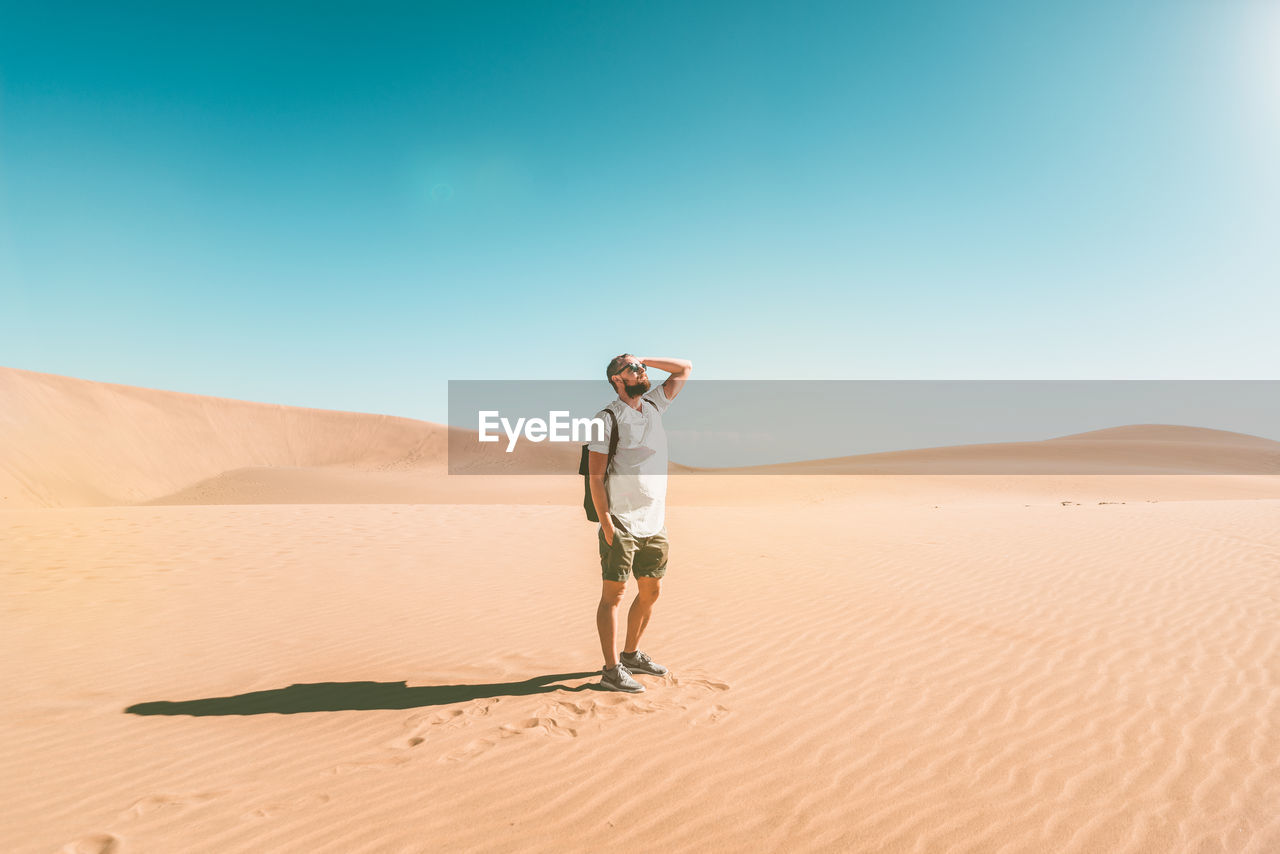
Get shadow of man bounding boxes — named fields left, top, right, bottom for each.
left=126, top=672, right=600, bottom=716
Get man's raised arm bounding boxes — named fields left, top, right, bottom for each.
left=637, top=357, right=693, bottom=402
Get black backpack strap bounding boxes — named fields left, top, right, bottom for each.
left=604, top=408, right=620, bottom=470
left=579, top=408, right=620, bottom=477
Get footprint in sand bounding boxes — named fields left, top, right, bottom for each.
left=326, top=755, right=410, bottom=775
left=672, top=674, right=731, bottom=693
left=689, top=703, right=732, bottom=727
left=439, top=674, right=732, bottom=762
left=498, top=716, right=578, bottom=739
left=388, top=699, right=498, bottom=750
left=440, top=716, right=578, bottom=762
left=542, top=675, right=729, bottom=726
left=537, top=693, right=668, bottom=723
left=244, top=792, right=332, bottom=819
left=442, top=738, right=493, bottom=763
left=117, top=791, right=226, bottom=821
left=59, top=833, right=124, bottom=854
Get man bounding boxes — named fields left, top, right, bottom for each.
left=588, top=354, right=693, bottom=693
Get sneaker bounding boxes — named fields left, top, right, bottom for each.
left=599, top=663, right=645, bottom=693
left=620, top=650, right=668, bottom=677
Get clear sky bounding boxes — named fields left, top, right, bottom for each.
left=2, top=0, right=1277, bottom=424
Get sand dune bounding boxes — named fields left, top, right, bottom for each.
left=1051, top=423, right=1280, bottom=447
left=0, top=366, right=445, bottom=508
left=4, top=367, right=1280, bottom=853
left=698, top=424, right=1280, bottom=476
left=4, top=366, right=1279, bottom=509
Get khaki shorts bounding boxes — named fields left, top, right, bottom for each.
left=598, top=524, right=669, bottom=582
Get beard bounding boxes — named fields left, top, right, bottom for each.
left=623, top=377, right=651, bottom=397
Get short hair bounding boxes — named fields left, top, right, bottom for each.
left=605, top=354, right=633, bottom=386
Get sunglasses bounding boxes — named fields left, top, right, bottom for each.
left=613, top=361, right=646, bottom=376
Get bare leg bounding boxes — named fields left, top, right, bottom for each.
left=596, top=579, right=627, bottom=668
left=622, top=576, right=662, bottom=654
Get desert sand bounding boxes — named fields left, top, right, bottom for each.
left=2, top=365, right=1279, bottom=853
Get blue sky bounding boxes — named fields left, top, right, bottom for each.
left=2, top=0, right=1277, bottom=423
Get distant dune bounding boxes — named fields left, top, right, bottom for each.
left=2, top=366, right=1278, bottom=509
left=0, top=366, right=444, bottom=508
left=709, top=424, right=1280, bottom=476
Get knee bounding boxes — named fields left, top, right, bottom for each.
left=638, top=583, right=661, bottom=602
left=599, top=590, right=626, bottom=608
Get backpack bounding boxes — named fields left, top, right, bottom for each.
left=579, top=398, right=658, bottom=522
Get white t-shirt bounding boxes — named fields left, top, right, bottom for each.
left=587, top=384, right=673, bottom=538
